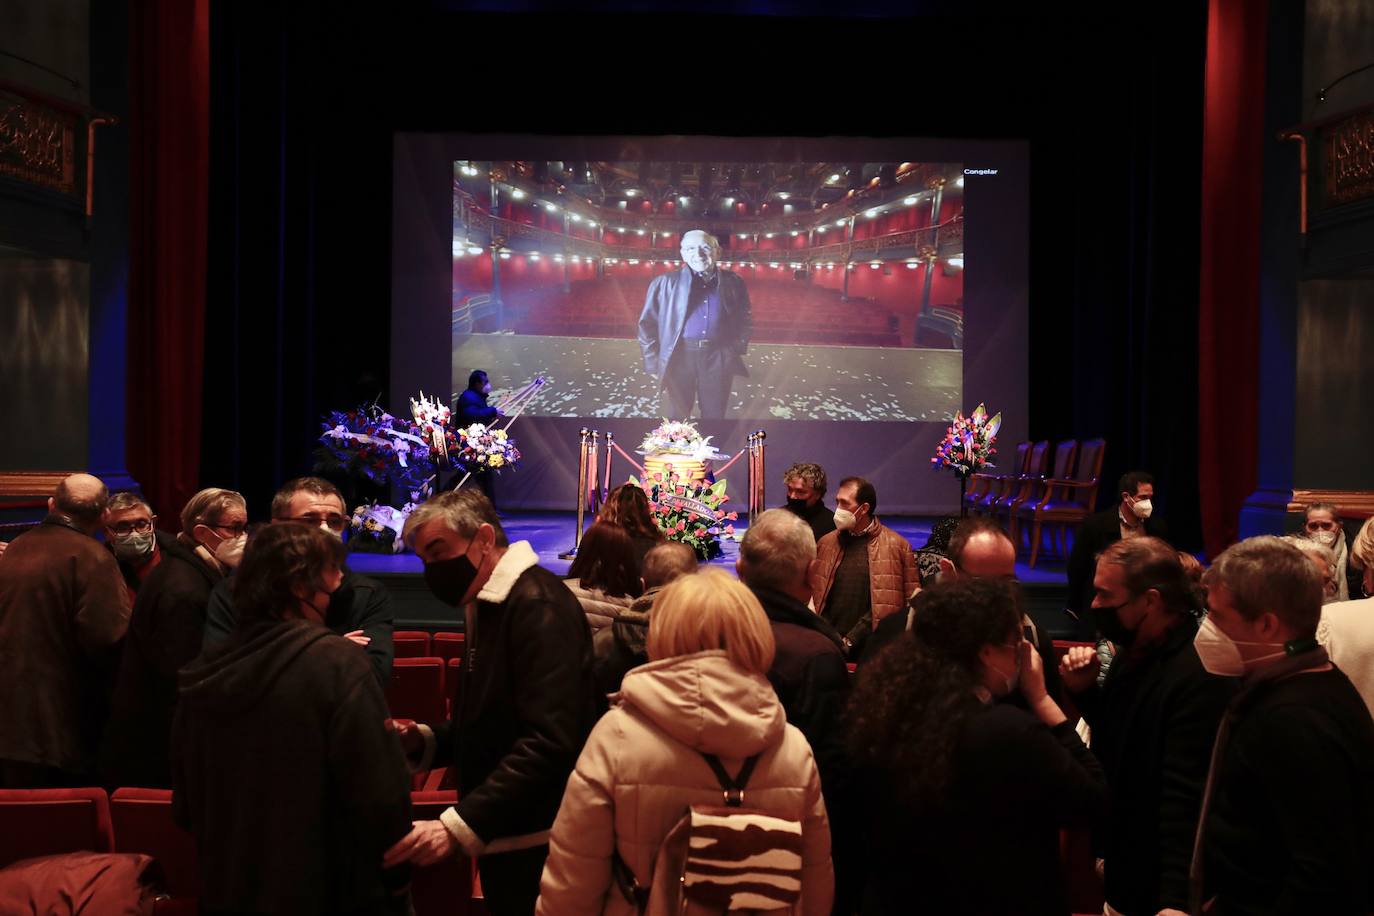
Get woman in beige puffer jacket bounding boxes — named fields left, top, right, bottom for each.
left=536, top=567, right=835, bottom=915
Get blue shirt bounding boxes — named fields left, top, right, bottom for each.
left=681, top=270, right=722, bottom=341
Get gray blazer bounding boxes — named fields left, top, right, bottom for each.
left=636, top=267, right=752, bottom=384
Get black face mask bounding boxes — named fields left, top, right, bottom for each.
left=1094, top=602, right=1137, bottom=647
left=786, top=497, right=808, bottom=514
left=424, top=553, right=480, bottom=606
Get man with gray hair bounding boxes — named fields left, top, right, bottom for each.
left=102, top=491, right=174, bottom=603
left=384, top=490, right=597, bottom=916
left=637, top=228, right=752, bottom=419
left=0, top=473, right=130, bottom=787
left=737, top=508, right=857, bottom=912
left=781, top=461, right=836, bottom=542
left=1191, top=536, right=1374, bottom=916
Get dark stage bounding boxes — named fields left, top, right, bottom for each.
left=348, top=511, right=1078, bottom=638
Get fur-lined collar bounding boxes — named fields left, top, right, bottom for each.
left=476, top=540, right=540, bottom=604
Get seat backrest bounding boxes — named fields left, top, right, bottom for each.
left=1050, top=440, right=1078, bottom=479
left=431, top=632, right=466, bottom=665
left=1025, top=440, right=1051, bottom=477
left=411, top=791, right=471, bottom=916
left=1012, top=440, right=1032, bottom=475
left=0, top=788, right=114, bottom=869
left=110, top=788, right=201, bottom=898
left=1074, top=439, right=1106, bottom=483
left=393, top=631, right=432, bottom=659
left=385, top=658, right=447, bottom=724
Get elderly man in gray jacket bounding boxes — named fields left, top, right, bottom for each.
left=637, top=229, right=752, bottom=419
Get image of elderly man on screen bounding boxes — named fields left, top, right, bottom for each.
left=637, top=229, right=752, bottom=420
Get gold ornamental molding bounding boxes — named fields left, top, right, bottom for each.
left=0, top=85, right=78, bottom=198
left=1288, top=489, right=1374, bottom=518
left=1321, top=108, right=1374, bottom=208
left=0, top=471, right=79, bottom=498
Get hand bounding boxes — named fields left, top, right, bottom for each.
left=1018, top=640, right=1048, bottom=704
left=1058, top=645, right=1101, bottom=694
left=0, top=540, right=7, bottom=558
left=382, top=820, right=457, bottom=868
left=343, top=629, right=371, bottom=647
left=385, top=718, right=423, bottom=758
left=495, top=407, right=506, bottom=418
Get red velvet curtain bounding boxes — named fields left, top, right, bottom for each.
left=126, top=0, right=210, bottom=526
left=1198, top=0, right=1267, bottom=560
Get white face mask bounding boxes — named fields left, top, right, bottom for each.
left=1130, top=497, right=1153, bottom=520
left=213, top=533, right=247, bottom=569
left=833, top=508, right=857, bottom=531
left=1193, top=615, right=1284, bottom=677
left=1310, top=529, right=1338, bottom=549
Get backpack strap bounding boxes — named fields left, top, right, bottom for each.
left=700, top=752, right=761, bottom=808
left=610, top=846, right=649, bottom=914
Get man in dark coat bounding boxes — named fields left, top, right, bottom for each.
left=1059, top=536, right=1233, bottom=916
left=781, top=461, right=837, bottom=542
left=202, top=477, right=394, bottom=687
left=737, top=508, right=857, bottom=915
left=637, top=229, right=751, bottom=419
left=1065, top=469, right=1169, bottom=630
left=102, top=491, right=176, bottom=604
left=0, top=474, right=131, bottom=787
left=387, top=489, right=598, bottom=916
left=173, top=523, right=413, bottom=915
left=102, top=487, right=246, bottom=789
left=1192, top=537, right=1374, bottom=916
left=456, top=369, right=502, bottom=427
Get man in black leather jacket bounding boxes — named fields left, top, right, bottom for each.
left=386, top=490, right=598, bottom=916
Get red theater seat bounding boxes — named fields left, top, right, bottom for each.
left=393, top=631, right=432, bottom=658
left=431, top=632, right=465, bottom=665
left=410, top=790, right=472, bottom=916
left=386, top=657, right=448, bottom=725
left=110, top=788, right=201, bottom=900
left=0, top=788, right=114, bottom=868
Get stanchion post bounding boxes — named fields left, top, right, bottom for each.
left=560, top=427, right=590, bottom=559
left=589, top=430, right=601, bottom=518
left=603, top=431, right=615, bottom=504
left=754, top=429, right=766, bottom=524
left=746, top=431, right=758, bottom=525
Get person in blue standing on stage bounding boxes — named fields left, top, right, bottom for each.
left=457, top=370, right=504, bottom=427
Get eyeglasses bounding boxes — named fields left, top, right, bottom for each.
left=279, top=513, right=349, bottom=532
left=210, top=521, right=248, bottom=537
left=109, top=519, right=154, bottom=535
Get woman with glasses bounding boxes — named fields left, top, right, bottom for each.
left=847, top=577, right=1108, bottom=916
left=101, top=487, right=247, bottom=788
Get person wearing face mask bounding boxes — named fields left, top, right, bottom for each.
left=1065, top=470, right=1169, bottom=634
left=1190, top=536, right=1374, bottom=916
left=100, top=487, right=246, bottom=789
left=779, top=462, right=837, bottom=543
left=811, top=476, right=919, bottom=655
left=384, top=489, right=597, bottom=916
left=102, top=492, right=175, bottom=605
left=848, top=577, right=1108, bottom=916
left=1057, top=536, right=1233, bottom=916
left=1318, top=517, right=1374, bottom=721
left=637, top=229, right=752, bottom=420
left=1302, top=501, right=1353, bottom=601
left=202, top=476, right=395, bottom=687
left=173, top=523, right=414, bottom=916
left=0, top=474, right=130, bottom=788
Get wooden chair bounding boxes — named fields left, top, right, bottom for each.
left=1019, top=438, right=1106, bottom=568
left=965, top=440, right=1030, bottom=516
left=975, top=440, right=1035, bottom=516
left=994, top=440, right=1053, bottom=528
left=393, top=631, right=432, bottom=658
left=1009, top=440, right=1079, bottom=553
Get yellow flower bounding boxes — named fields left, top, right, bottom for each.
left=489, top=455, right=504, bottom=467
left=493, top=430, right=507, bottom=440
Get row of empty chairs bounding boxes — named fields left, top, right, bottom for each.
left=0, top=787, right=473, bottom=914
left=963, top=438, right=1107, bottom=567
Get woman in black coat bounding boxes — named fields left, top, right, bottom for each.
left=848, top=578, right=1109, bottom=916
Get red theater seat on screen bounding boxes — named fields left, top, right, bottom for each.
left=0, top=788, right=114, bottom=868
left=393, top=630, right=432, bottom=658
left=110, top=788, right=201, bottom=900
left=410, top=790, right=471, bottom=916
left=386, top=657, right=447, bottom=724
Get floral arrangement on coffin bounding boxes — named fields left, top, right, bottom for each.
left=348, top=502, right=417, bottom=555
left=931, top=402, right=1001, bottom=479
left=453, top=423, right=522, bottom=475
left=631, top=469, right=738, bottom=560
left=637, top=420, right=727, bottom=461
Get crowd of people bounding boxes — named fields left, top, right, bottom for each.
left=1, top=464, right=1373, bottom=915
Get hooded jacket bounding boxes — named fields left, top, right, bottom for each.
left=535, top=650, right=834, bottom=916
left=172, top=619, right=413, bottom=915
left=564, top=578, right=637, bottom=633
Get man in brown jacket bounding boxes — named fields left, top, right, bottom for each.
left=811, top=476, right=919, bottom=653
left=0, top=473, right=131, bottom=787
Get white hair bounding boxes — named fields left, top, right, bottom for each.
left=738, top=509, right=816, bottom=593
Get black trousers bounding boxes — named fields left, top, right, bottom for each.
left=663, top=344, right=732, bottom=419
left=477, top=844, right=549, bottom=916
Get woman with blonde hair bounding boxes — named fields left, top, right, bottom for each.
left=537, top=566, right=834, bottom=915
